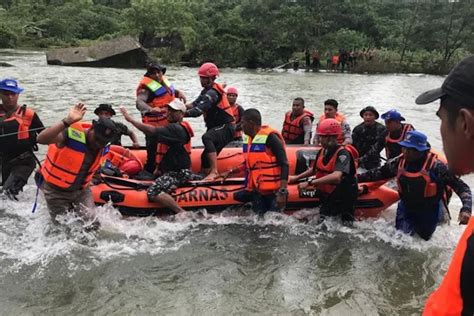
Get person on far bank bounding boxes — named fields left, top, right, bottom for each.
left=185, top=62, right=235, bottom=180
left=358, top=130, right=471, bottom=241
left=94, top=103, right=140, bottom=148
left=219, top=109, right=289, bottom=215
left=381, top=109, right=414, bottom=159
left=37, top=103, right=117, bottom=225
left=313, top=99, right=351, bottom=146
left=120, top=100, right=195, bottom=215
left=282, top=97, right=314, bottom=145
left=414, top=55, right=474, bottom=315
left=289, top=118, right=358, bottom=225
left=136, top=63, right=187, bottom=174
left=0, top=79, right=44, bottom=200
left=352, top=106, right=387, bottom=170
left=226, top=86, right=244, bottom=141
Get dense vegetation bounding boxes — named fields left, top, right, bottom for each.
left=1, top=0, right=473, bottom=73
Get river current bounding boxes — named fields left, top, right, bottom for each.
left=1, top=49, right=472, bottom=315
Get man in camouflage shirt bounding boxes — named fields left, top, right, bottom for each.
left=358, top=130, right=471, bottom=240
left=352, top=106, right=387, bottom=170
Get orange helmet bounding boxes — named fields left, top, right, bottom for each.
left=317, top=118, right=342, bottom=135
left=198, top=62, right=219, bottom=77
left=119, top=159, right=142, bottom=176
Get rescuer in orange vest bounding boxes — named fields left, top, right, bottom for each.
left=0, top=78, right=44, bottom=200
left=37, top=103, right=117, bottom=225
left=136, top=63, right=187, bottom=174
left=219, top=108, right=289, bottom=215
left=358, top=130, right=471, bottom=240
left=415, top=55, right=474, bottom=315
left=290, top=118, right=358, bottom=224
left=381, top=109, right=415, bottom=159
left=226, top=86, right=244, bottom=141
left=120, top=100, right=194, bottom=214
left=281, top=97, right=314, bottom=145
left=313, top=99, right=352, bottom=146
left=185, top=62, right=235, bottom=180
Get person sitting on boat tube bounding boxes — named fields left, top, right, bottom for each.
left=120, top=100, right=194, bottom=214
left=358, top=130, right=472, bottom=240
left=37, top=103, right=117, bottom=225
left=94, top=103, right=140, bottom=148
left=290, top=118, right=358, bottom=225
left=184, top=62, right=235, bottom=181
left=313, top=99, right=352, bottom=146
left=219, top=108, right=289, bottom=215
left=281, top=97, right=314, bottom=145
left=136, top=63, right=187, bottom=175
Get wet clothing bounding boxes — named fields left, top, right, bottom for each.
left=396, top=200, right=444, bottom=240
left=313, top=145, right=358, bottom=222
left=111, top=121, right=133, bottom=146
left=42, top=181, right=95, bottom=224
left=231, top=104, right=244, bottom=141
left=358, top=154, right=472, bottom=239
left=148, top=123, right=192, bottom=174
left=0, top=105, right=44, bottom=196
left=423, top=217, right=474, bottom=315
left=234, top=132, right=289, bottom=214
left=147, top=169, right=192, bottom=201
left=352, top=121, right=387, bottom=170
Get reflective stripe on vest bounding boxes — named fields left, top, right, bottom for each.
left=318, top=113, right=345, bottom=144
left=243, top=126, right=285, bottom=193
left=155, top=121, right=194, bottom=166
left=137, top=76, right=175, bottom=126
left=282, top=109, right=314, bottom=142
left=40, top=122, right=106, bottom=189
left=423, top=217, right=474, bottom=316
left=385, top=123, right=413, bottom=158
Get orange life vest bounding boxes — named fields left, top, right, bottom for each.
left=155, top=121, right=194, bottom=167
left=318, top=113, right=345, bottom=144
left=282, top=109, right=314, bottom=144
left=231, top=104, right=242, bottom=139
left=397, top=151, right=446, bottom=211
left=423, top=216, right=474, bottom=316
left=243, top=126, right=285, bottom=194
left=40, top=122, right=108, bottom=190
left=314, top=146, right=355, bottom=195
left=0, top=105, right=35, bottom=140
left=136, top=76, right=175, bottom=127
left=385, top=123, right=413, bottom=159
left=209, top=82, right=234, bottom=121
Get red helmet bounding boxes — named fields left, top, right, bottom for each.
left=226, top=86, right=238, bottom=95
left=317, top=118, right=342, bottom=136
left=198, top=62, right=219, bottom=78
left=119, top=159, right=142, bottom=176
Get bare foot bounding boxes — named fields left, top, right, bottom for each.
left=203, top=171, right=219, bottom=181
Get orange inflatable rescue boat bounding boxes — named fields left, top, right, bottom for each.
left=92, top=144, right=399, bottom=217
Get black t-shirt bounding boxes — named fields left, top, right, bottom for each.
left=111, top=121, right=131, bottom=146
left=0, top=107, right=44, bottom=160
left=153, top=123, right=191, bottom=173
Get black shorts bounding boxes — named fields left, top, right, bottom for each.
left=201, top=123, right=234, bottom=169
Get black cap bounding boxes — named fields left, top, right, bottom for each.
left=146, top=62, right=166, bottom=75
left=92, top=118, right=117, bottom=140
left=416, top=55, right=474, bottom=106
left=94, top=103, right=116, bottom=116
left=359, top=106, right=379, bottom=119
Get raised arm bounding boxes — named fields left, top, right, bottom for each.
left=37, top=103, right=86, bottom=145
